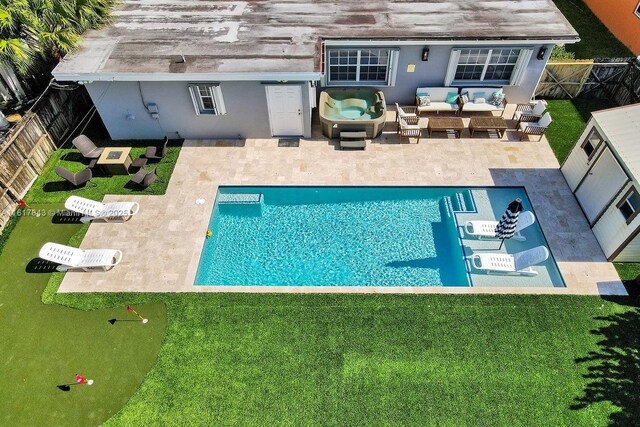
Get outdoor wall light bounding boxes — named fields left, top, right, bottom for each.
left=422, top=47, right=430, bottom=61
left=537, top=47, right=548, bottom=60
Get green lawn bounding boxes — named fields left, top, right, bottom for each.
left=551, top=0, right=633, bottom=59
left=25, top=141, right=181, bottom=204
left=0, top=205, right=166, bottom=426
left=0, top=209, right=636, bottom=426
left=544, top=99, right=617, bottom=163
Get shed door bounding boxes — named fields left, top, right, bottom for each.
left=265, top=85, right=304, bottom=136
left=575, top=148, right=628, bottom=224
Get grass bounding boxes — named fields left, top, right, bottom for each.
left=544, top=99, right=617, bottom=163
left=551, top=0, right=633, bottom=59
left=0, top=206, right=167, bottom=426
left=0, top=212, right=632, bottom=426
left=24, top=141, right=181, bottom=204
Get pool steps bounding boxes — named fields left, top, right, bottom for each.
left=217, top=193, right=263, bottom=204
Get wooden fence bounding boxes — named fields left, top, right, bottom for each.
left=0, top=85, right=93, bottom=230
left=535, top=58, right=640, bottom=106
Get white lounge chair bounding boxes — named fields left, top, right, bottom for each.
left=65, top=195, right=140, bottom=223
left=468, top=245, right=549, bottom=276
left=464, top=211, right=536, bottom=241
left=39, top=242, right=123, bottom=272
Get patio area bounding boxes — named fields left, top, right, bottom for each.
left=58, top=106, right=626, bottom=295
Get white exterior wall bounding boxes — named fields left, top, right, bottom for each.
left=561, top=119, right=597, bottom=191
left=592, top=180, right=640, bottom=261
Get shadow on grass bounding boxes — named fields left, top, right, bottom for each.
left=26, top=258, right=59, bottom=273
left=51, top=211, right=83, bottom=224
left=572, top=302, right=640, bottom=426
left=42, top=181, right=84, bottom=193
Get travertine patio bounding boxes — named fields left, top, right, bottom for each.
left=59, top=109, right=627, bottom=295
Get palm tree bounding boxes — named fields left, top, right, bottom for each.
left=0, top=0, right=113, bottom=75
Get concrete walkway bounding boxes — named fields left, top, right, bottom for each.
left=59, top=110, right=627, bottom=295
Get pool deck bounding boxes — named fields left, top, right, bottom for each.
left=59, top=107, right=627, bottom=295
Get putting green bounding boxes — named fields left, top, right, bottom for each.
left=0, top=205, right=166, bottom=426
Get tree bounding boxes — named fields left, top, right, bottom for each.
left=0, top=0, right=113, bottom=75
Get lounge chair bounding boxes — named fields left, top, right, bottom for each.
left=64, top=195, right=140, bottom=223
left=56, top=166, right=93, bottom=188
left=130, top=167, right=159, bottom=188
left=518, top=112, right=552, bottom=141
left=464, top=211, right=536, bottom=241
left=468, top=245, right=549, bottom=276
left=39, top=242, right=123, bottom=272
left=72, top=135, right=104, bottom=159
left=144, top=137, right=168, bottom=162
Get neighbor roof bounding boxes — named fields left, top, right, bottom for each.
left=592, top=104, right=640, bottom=183
left=54, top=0, right=579, bottom=78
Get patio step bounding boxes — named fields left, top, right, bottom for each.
left=217, top=193, right=263, bottom=205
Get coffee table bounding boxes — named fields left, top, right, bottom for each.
left=97, top=147, right=132, bottom=175
left=468, top=117, right=508, bottom=138
left=427, top=117, right=465, bottom=138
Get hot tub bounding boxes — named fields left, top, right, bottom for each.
left=319, top=88, right=387, bottom=139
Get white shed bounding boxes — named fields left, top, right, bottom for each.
left=561, top=103, right=640, bottom=262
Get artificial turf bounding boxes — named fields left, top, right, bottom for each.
left=24, top=142, right=181, bottom=204
left=0, top=205, right=166, bottom=426
left=1, top=205, right=639, bottom=426
left=551, top=0, right=634, bottom=59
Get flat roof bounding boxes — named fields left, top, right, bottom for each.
left=54, top=0, right=579, bottom=77
left=592, top=103, right=640, bottom=182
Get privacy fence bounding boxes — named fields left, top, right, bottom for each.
left=535, top=57, right=640, bottom=106
left=0, top=84, right=92, bottom=230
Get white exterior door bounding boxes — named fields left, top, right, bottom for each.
left=575, top=148, right=628, bottom=223
left=266, top=85, right=304, bottom=136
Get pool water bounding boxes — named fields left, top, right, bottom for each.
left=195, top=186, right=564, bottom=287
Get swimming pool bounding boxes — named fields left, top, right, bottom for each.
left=195, top=186, right=565, bottom=288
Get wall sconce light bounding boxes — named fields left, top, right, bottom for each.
left=537, top=47, right=548, bottom=60
left=422, top=47, right=430, bottom=61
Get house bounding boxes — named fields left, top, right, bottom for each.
left=561, top=103, right=640, bottom=262
left=583, top=0, right=640, bottom=55
left=52, top=0, right=578, bottom=141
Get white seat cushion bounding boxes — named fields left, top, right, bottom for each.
left=417, top=102, right=459, bottom=112
left=462, top=102, right=503, bottom=112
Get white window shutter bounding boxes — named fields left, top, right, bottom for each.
left=444, top=49, right=461, bottom=86
left=188, top=85, right=201, bottom=115
left=387, top=50, right=400, bottom=87
left=212, top=85, right=226, bottom=115
left=509, top=48, right=533, bottom=86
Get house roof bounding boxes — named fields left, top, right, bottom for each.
left=53, top=0, right=579, bottom=79
left=592, top=103, right=640, bottom=183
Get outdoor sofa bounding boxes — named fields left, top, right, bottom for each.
left=415, top=87, right=460, bottom=115
left=459, top=87, right=507, bottom=115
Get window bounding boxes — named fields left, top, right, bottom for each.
left=326, top=49, right=397, bottom=85
left=635, top=1, right=640, bottom=18
left=618, top=188, right=640, bottom=223
left=454, top=48, right=521, bottom=82
left=188, top=84, right=226, bottom=115
left=444, top=47, right=533, bottom=86
left=581, top=128, right=603, bottom=159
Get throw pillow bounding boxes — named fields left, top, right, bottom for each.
left=460, top=93, right=469, bottom=104
left=474, top=97, right=486, bottom=104
left=489, top=90, right=506, bottom=107
left=417, top=95, right=431, bottom=107
left=473, top=91, right=486, bottom=100
left=445, top=92, right=459, bottom=104
left=416, top=91, right=429, bottom=97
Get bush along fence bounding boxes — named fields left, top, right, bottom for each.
left=535, top=57, right=640, bottom=106
left=0, top=84, right=93, bottom=231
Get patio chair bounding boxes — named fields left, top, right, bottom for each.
left=144, top=137, right=168, bottom=162
left=72, top=135, right=104, bottom=159
left=395, top=103, right=418, bottom=130
left=467, top=245, right=549, bottom=276
left=464, top=211, right=536, bottom=241
left=130, top=167, right=160, bottom=188
left=512, top=100, right=545, bottom=124
left=55, top=166, right=94, bottom=188
left=39, top=242, right=123, bottom=272
left=398, top=116, right=422, bottom=143
left=64, top=195, right=140, bottom=223
left=518, top=112, right=552, bottom=141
